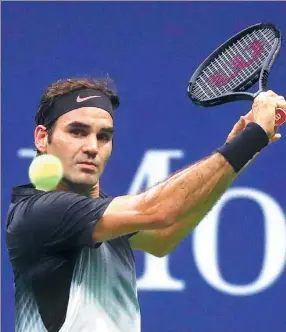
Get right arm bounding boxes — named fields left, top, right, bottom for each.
left=10, top=91, right=284, bottom=251
left=7, top=153, right=236, bottom=249
left=95, top=90, right=285, bottom=241
left=95, top=152, right=235, bottom=241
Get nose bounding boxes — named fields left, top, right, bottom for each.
left=82, top=136, right=99, bottom=158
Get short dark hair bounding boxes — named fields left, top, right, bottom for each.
left=35, top=77, right=119, bottom=155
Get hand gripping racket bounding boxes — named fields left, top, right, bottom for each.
left=187, top=23, right=286, bottom=127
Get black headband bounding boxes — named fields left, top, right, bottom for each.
left=36, top=88, right=118, bottom=126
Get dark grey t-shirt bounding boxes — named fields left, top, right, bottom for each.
left=6, top=184, right=140, bottom=332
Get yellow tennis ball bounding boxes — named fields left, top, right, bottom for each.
left=29, top=154, right=64, bottom=191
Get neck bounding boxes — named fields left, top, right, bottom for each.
left=57, top=179, right=100, bottom=198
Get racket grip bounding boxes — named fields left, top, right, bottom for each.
left=275, top=108, right=286, bottom=127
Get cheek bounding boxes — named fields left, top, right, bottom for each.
left=101, top=144, right=113, bottom=164
left=48, top=133, right=79, bottom=160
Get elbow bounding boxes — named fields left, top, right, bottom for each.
left=149, top=245, right=171, bottom=257
left=152, top=250, right=169, bottom=258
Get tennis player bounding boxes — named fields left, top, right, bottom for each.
left=6, top=78, right=285, bottom=332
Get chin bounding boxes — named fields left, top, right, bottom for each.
left=67, top=174, right=99, bottom=186
left=80, top=176, right=98, bottom=186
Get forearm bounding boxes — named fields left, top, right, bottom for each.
left=140, top=152, right=236, bottom=223
left=131, top=98, right=279, bottom=255
left=132, top=156, right=236, bottom=256
left=96, top=153, right=235, bottom=242
left=132, top=123, right=269, bottom=256
left=138, top=170, right=235, bottom=256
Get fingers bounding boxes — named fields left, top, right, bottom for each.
left=256, top=91, right=286, bottom=111
left=251, top=90, right=286, bottom=137
left=258, top=90, right=283, bottom=99
left=269, top=133, right=282, bottom=143
left=226, top=116, right=246, bottom=143
left=233, top=116, right=246, bottom=132
left=241, top=115, right=251, bottom=125
left=244, top=110, right=253, bottom=121
left=276, top=99, right=286, bottom=110
left=227, top=90, right=284, bottom=144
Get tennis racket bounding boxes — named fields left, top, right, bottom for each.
left=187, top=23, right=286, bottom=127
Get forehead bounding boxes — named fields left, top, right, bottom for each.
left=57, top=107, right=113, bottom=127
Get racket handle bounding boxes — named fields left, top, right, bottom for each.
left=275, top=108, right=286, bottom=127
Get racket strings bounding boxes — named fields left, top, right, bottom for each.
left=195, top=29, right=274, bottom=98
left=226, top=30, right=274, bottom=82
left=196, top=29, right=274, bottom=98
left=192, top=28, right=276, bottom=100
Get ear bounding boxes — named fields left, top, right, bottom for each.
left=34, top=125, right=48, bottom=154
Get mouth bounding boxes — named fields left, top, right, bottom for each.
left=77, top=162, right=98, bottom=172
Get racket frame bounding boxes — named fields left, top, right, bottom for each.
left=187, top=23, right=282, bottom=107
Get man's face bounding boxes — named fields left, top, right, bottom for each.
left=42, top=107, right=114, bottom=186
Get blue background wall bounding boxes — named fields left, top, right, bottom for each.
left=2, top=2, right=286, bottom=331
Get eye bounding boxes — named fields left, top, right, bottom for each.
left=70, top=128, right=87, bottom=137
left=97, top=133, right=111, bottom=142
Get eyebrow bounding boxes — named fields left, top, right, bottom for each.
left=67, top=121, right=114, bottom=134
left=100, top=127, right=115, bottom=134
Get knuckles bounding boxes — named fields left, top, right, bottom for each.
left=256, top=90, right=285, bottom=101
left=254, top=90, right=286, bottom=108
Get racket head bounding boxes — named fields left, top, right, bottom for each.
left=187, top=23, right=282, bottom=107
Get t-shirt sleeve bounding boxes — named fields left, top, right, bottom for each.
left=7, top=191, right=113, bottom=253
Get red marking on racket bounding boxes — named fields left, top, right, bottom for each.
left=209, top=40, right=265, bottom=87
left=275, top=108, right=286, bottom=126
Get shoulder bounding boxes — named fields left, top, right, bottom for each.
left=7, top=187, right=112, bottom=234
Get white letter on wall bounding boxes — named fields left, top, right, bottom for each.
left=193, top=188, right=286, bottom=295
left=129, top=150, right=185, bottom=291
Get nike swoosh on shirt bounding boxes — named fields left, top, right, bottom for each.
left=76, top=95, right=101, bottom=102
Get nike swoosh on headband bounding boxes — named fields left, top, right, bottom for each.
left=76, top=95, right=101, bottom=103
